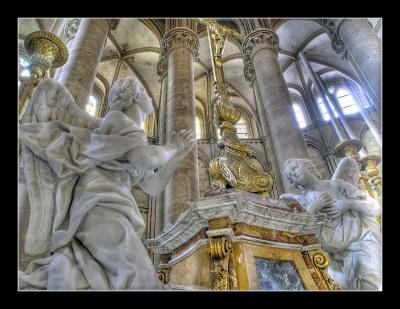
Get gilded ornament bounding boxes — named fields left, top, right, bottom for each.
left=200, top=20, right=274, bottom=198
left=157, top=268, right=170, bottom=284
left=333, top=139, right=362, bottom=161
left=19, top=31, right=68, bottom=119
left=209, top=237, right=237, bottom=290
left=306, top=250, right=340, bottom=290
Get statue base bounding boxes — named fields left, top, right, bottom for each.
left=145, top=189, right=340, bottom=290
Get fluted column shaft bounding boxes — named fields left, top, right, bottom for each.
left=54, top=18, right=80, bottom=80
left=315, top=73, right=358, bottom=141
left=243, top=29, right=310, bottom=192
left=324, top=18, right=381, bottom=111
left=58, top=19, right=109, bottom=109
left=344, top=79, right=382, bottom=147
left=299, top=52, right=347, bottom=143
left=163, top=28, right=200, bottom=226
left=252, top=80, right=284, bottom=197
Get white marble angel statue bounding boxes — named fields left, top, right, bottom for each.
left=18, top=77, right=196, bottom=290
left=280, top=157, right=382, bottom=290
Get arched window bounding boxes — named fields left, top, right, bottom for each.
left=195, top=116, right=202, bottom=139
left=292, top=103, right=307, bottom=129
left=19, top=55, right=31, bottom=87
left=336, top=88, right=359, bottom=115
left=317, top=97, right=338, bottom=121
left=86, top=95, right=98, bottom=116
left=235, top=117, right=249, bottom=139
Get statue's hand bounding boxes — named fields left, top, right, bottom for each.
left=317, top=193, right=341, bottom=219
left=308, top=192, right=333, bottom=214
left=170, top=129, right=196, bottom=158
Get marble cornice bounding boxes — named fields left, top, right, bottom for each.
left=145, top=189, right=324, bottom=254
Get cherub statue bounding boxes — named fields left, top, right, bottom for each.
left=18, top=77, right=196, bottom=290
left=280, top=157, right=382, bottom=290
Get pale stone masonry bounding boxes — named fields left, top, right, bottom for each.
left=58, top=19, right=109, bottom=109
left=163, top=27, right=200, bottom=226
left=243, top=28, right=310, bottom=192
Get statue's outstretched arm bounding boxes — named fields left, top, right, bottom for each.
left=126, top=144, right=178, bottom=171
left=138, top=129, right=196, bottom=196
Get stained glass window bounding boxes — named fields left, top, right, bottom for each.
left=86, top=95, right=97, bottom=116
left=292, top=103, right=307, bottom=129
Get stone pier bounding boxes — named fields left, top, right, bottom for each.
left=243, top=29, right=310, bottom=192
left=163, top=27, right=200, bottom=227
left=58, top=18, right=110, bottom=109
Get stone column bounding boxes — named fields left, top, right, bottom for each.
left=49, top=18, right=65, bottom=36
left=299, top=52, right=347, bottom=143
left=243, top=29, right=310, bottom=192
left=252, top=79, right=284, bottom=197
left=324, top=19, right=381, bottom=111
left=295, top=59, right=335, bottom=177
left=344, top=79, right=382, bottom=148
left=58, top=19, right=110, bottom=109
left=157, top=48, right=168, bottom=146
left=315, top=74, right=357, bottom=140
left=163, top=27, right=200, bottom=226
left=54, top=18, right=80, bottom=80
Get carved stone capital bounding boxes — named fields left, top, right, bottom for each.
left=162, top=27, right=199, bottom=57
left=63, top=18, right=80, bottom=44
left=107, top=19, right=120, bottom=31
left=243, top=53, right=256, bottom=83
left=242, top=29, right=280, bottom=62
left=157, top=47, right=168, bottom=77
left=322, top=20, right=348, bottom=60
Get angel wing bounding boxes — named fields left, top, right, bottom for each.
left=20, top=78, right=102, bottom=255
left=331, top=156, right=361, bottom=187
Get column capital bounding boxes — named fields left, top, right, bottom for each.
left=321, top=19, right=348, bottom=60
left=162, top=27, right=199, bottom=58
left=63, top=18, right=80, bottom=44
left=242, top=28, right=279, bottom=61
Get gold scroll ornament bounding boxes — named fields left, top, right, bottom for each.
left=209, top=237, right=238, bottom=290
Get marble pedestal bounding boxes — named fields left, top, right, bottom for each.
left=145, top=189, right=340, bottom=291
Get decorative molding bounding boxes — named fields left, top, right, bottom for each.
left=243, top=53, right=256, bottom=83
left=162, top=27, right=199, bottom=57
left=63, top=18, right=80, bottom=44
left=157, top=46, right=168, bottom=77
left=322, top=20, right=348, bottom=60
left=242, top=29, right=280, bottom=62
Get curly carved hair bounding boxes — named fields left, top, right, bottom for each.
left=108, top=77, right=150, bottom=112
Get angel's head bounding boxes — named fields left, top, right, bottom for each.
left=108, top=77, right=154, bottom=116
left=283, top=158, right=322, bottom=188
